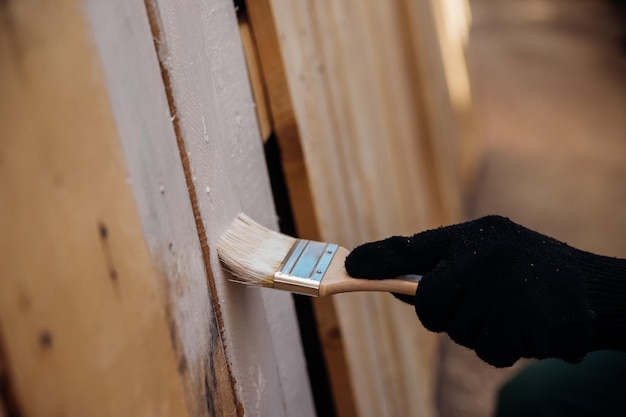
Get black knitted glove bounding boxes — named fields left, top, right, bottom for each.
left=345, top=215, right=626, bottom=367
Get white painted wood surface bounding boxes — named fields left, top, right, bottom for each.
left=86, top=0, right=315, bottom=416
left=85, top=2, right=238, bottom=415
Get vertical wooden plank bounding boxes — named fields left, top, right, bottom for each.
left=84, top=1, right=241, bottom=415
left=245, top=2, right=360, bottom=417
left=244, top=0, right=324, bottom=243
left=303, top=2, right=439, bottom=415
left=400, top=0, right=472, bottom=222
left=0, top=1, right=190, bottom=415
left=246, top=0, right=473, bottom=416
left=238, top=13, right=273, bottom=142
left=430, top=0, right=477, bottom=189
left=141, top=0, right=316, bottom=416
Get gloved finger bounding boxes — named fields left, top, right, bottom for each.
left=471, top=302, right=525, bottom=367
left=345, top=229, right=448, bottom=279
left=414, top=260, right=466, bottom=333
left=443, top=294, right=493, bottom=349
left=464, top=283, right=540, bottom=367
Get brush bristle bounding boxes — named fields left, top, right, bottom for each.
left=217, top=213, right=296, bottom=287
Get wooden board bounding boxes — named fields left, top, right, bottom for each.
left=401, top=0, right=476, bottom=215
left=244, top=2, right=359, bottom=416
left=84, top=0, right=241, bottom=415
left=0, top=1, right=190, bottom=415
left=140, top=0, right=316, bottom=416
left=247, top=0, right=474, bottom=416
left=238, top=13, right=273, bottom=142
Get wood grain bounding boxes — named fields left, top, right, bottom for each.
left=85, top=0, right=241, bottom=415
left=141, top=0, right=315, bottom=416
left=245, top=0, right=322, bottom=243
left=246, top=0, right=474, bottom=416
left=0, top=1, right=190, bottom=415
left=245, top=2, right=359, bottom=416
left=238, top=13, right=273, bottom=143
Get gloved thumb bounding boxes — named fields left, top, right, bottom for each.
left=345, top=229, right=447, bottom=279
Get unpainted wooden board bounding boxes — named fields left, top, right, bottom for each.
left=245, top=2, right=359, bottom=416
left=238, top=14, right=273, bottom=143
left=401, top=0, right=471, bottom=222
left=245, top=0, right=324, bottom=244
left=430, top=0, right=478, bottom=189
left=0, top=1, right=190, bottom=415
left=142, top=0, right=316, bottom=416
left=249, top=0, right=473, bottom=416
left=293, top=2, right=441, bottom=414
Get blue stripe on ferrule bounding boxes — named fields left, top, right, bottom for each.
left=291, top=241, right=326, bottom=280
left=278, top=240, right=338, bottom=281
left=274, top=240, right=338, bottom=296
left=280, top=239, right=308, bottom=275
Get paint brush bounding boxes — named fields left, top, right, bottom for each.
left=217, top=213, right=420, bottom=297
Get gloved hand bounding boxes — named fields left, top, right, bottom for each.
left=345, top=215, right=626, bottom=367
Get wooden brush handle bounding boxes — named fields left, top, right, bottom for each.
left=319, top=247, right=419, bottom=297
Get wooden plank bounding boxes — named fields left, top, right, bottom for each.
left=430, top=0, right=478, bottom=190
left=245, top=2, right=359, bottom=417
left=303, top=3, right=441, bottom=413
left=238, top=13, right=273, bottom=142
left=84, top=1, right=241, bottom=415
left=141, top=0, right=316, bottom=416
left=245, top=0, right=324, bottom=243
left=247, top=0, right=473, bottom=416
left=0, top=1, right=190, bottom=415
left=400, top=0, right=472, bottom=222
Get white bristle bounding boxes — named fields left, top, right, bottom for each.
left=217, top=213, right=296, bottom=287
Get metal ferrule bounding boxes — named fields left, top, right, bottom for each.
left=274, top=239, right=338, bottom=297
